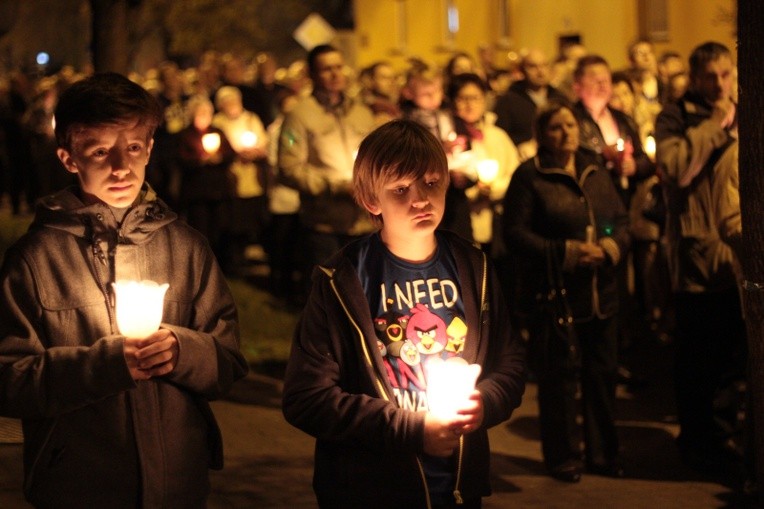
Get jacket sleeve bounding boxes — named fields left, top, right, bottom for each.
left=278, top=111, right=335, bottom=196
left=476, top=264, right=526, bottom=429
left=0, top=249, right=136, bottom=419
left=502, top=165, right=566, bottom=262
left=163, top=248, right=248, bottom=399
left=282, top=273, right=426, bottom=454
left=714, top=142, right=743, bottom=259
left=622, top=114, right=654, bottom=182
left=655, top=102, right=730, bottom=188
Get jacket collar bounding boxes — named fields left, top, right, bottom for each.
left=31, top=184, right=177, bottom=244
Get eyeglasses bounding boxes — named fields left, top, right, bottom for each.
left=454, top=94, right=484, bottom=104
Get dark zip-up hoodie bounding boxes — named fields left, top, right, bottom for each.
left=282, top=230, right=526, bottom=508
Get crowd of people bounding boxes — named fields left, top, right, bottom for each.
left=0, top=35, right=752, bottom=504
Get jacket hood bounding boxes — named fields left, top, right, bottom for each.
left=31, top=184, right=177, bottom=244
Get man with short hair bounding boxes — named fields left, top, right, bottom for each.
left=655, top=41, right=745, bottom=473
left=493, top=48, right=569, bottom=160
left=277, top=44, right=376, bottom=280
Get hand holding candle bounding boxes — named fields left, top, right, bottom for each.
left=113, top=280, right=175, bottom=380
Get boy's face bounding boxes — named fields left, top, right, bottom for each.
left=57, top=120, right=154, bottom=207
left=364, top=170, right=446, bottom=243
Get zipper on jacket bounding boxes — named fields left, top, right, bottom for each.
left=415, top=457, right=433, bottom=509
left=92, top=241, right=115, bottom=329
left=453, top=434, right=466, bottom=504
left=325, top=267, right=434, bottom=508
left=325, top=269, right=390, bottom=401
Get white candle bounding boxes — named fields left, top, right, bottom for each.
left=201, top=132, right=221, bottom=154
left=426, top=357, right=481, bottom=420
left=240, top=130, right=257, bottom=149
left=645, top=135, right=656, bottom=161
left=615, top=137, right=628, bottom=189
left=112, top=280, right=169, bottom=338
left=476, top=159, right=499, bottom=184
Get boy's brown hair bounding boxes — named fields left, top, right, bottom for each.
left=54, top=72, right=162, bottom=151
left=353, top=119, right=449, bottom=227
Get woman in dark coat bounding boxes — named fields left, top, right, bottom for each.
left=502, top=103, right=630, bottom=483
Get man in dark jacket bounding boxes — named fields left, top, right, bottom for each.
left=572, top=54, right=655, bottom=208
left=493, top=48, right=569, bottom=161
left=0, top=73, right=249, bottom=508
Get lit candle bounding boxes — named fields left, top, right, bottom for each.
left=240, top=130, right=257, bottom=149
left=645, top=135, right=656, bottom=161
left=112, top=280, right=169, bottom=338
left=201, top=132, right=221, bottom=154
left=426, top=357, right=481, bottom=420
left=615, top=137, right=628, bottom=190
left=476, top=159, right=499, bottom=184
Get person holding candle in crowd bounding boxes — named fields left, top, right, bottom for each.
left=572, top=55, right=655, bottom=389
left=176, top=94, right=237, bottom=274
left=213, top=85, right=270, bottom=275
left=502, top=103, right=630, bottom=483
left=282, top=119, right=526, bottom=508
left=572, top=55, right=654, bottom=208
left=0, top=72, right=249, bottom=508
left=608, top=72, right=674, bottom=345
left=446, top=73, right=520, bottom=288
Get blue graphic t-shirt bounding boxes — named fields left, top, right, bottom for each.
left=357, top=232, right=466, bottom=503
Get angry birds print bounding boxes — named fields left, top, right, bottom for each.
left=406, top=303, right=447, bottom=356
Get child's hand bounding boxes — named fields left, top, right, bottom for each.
left=455, top=390, right=484, bottom=434
left=123, top=329, right=179, bottom=380
left=423, top=412, right=462, bottom=457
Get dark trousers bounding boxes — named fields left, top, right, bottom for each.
left=264, top=213, right=302, bottom=298
left=534, top=315, right=619, bottom=469
left=184, top=199, right=232, bottom=270
left=674, top=288, right=747, bottom=454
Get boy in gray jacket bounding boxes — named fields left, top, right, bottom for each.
left=0, top=72, right=248, bottom=508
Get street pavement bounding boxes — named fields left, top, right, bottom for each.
left=0, top=335, right=758, bottom=508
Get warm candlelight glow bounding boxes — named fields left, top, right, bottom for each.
left=476, top=159, right=499, bottom=184
left=240, top=130, right=257, bottom=149
left=112, top=280, right=169, bottom=338
left=201, top=132, right=221, bottom=154
left=645, top=135, right=656, bottom=161
left=426, top=357, right=481, bottom=420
